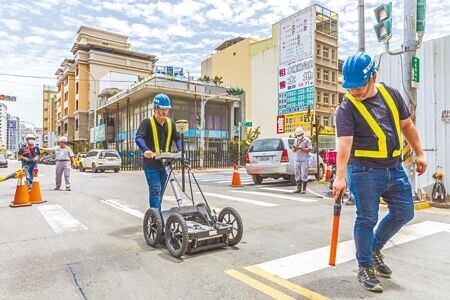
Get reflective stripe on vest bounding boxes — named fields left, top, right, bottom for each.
left=345, top=83, right=403, bottom=158
left=149, top=117, right=172, bottom=154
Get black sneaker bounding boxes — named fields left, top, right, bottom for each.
left=54, top=187, right=61, bottom=190
left=372, top=251, right=392, bottom=278
left=66, top=187, right=71, bottom=191
left=357, top=266, right=383, bottom=292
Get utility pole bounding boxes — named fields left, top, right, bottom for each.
left=373, top=1, right=426, bottom=199
left=358, top=0, right=365, bottom=52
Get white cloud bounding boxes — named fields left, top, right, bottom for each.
left=1, top=19, right=22, bottom=31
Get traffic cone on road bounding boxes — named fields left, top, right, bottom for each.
left=10, top=174, right=31, bottom=208
left=230, top=164, right=243, bottom=187
left=29, top=168, right=46, bottom=204
left=325, top=164, right=332, bottom=181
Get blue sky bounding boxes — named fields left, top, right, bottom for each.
left=1, top=0, right=449, bottom=127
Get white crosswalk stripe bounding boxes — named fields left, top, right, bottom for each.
left=199, top=192, right=278, bottom=207
left=229, top=190, right=317, bottom=203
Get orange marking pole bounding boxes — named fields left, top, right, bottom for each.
left=329, top=190, right=343, bottom=266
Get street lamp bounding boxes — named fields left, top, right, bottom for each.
left=66, top=63, right=97, bottom=149
left=199, top=88, right=244, bottom=168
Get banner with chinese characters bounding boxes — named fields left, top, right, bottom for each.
left=278, top=6, right=315, bottom=123
left=280, top=111, right=314, bottom=136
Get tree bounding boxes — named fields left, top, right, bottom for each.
left=198, top=75, right=211, bottom=83
left=212, top=76, right=223, bottom=85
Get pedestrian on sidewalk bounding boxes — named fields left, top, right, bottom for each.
left=41, top=136, right=75, bottom=191
left=135, top=94, right=181, bottom=211
left=18, top=134, right=40, bottom=189
left=333, top=52, right=427, bottom=293
left=292, top=127, right=312, bottom=194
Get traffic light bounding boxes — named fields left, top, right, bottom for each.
left=226, top=88, right=244, bottom=96
left=416, top=0, right=426, bottom=35
left=373, top=2, right=392, bottom=43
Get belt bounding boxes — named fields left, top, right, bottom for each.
left=56, top=160, right=70, bottom=162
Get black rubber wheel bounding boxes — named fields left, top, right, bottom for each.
left=218, top=207, right=243, bottom=246
left=114, top=168, right=120, bottom=173
left=79, top=164, right=84, bottom=172
left=164, top=213, right=189, bottom=258
left=100, top=169, right=105, bottom=173
left=432, top=182, right=446, bottom=203
left=143, top=208, right=163, bottom=247
left=252, top=175, right=263, bottom=184
left=92, top=163, right=97, bottom=173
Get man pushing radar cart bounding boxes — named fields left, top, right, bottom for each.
left=143, top=152, right=243, bottom=258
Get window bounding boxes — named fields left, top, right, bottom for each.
left=64, top=108, right=68, bottom=115
left=323, top=93, right=329, bottom=104
left=323, top=70, right=329, bottom=81
left=331, top=94, right=336, bottom=105
left=316, top=68, right=321, bottom=80
left=64, top=92, right=68, bottom=101
left=331, top=71, right=336, bottom=83
left=316, top=91, right=321, bottom=104
left=76, top=100, right=79, bottom=111
left=323, top=116, right=330, bottom=127
left=75, top=67, right=78, bottom=76
left=76, top=82, right=79, bottom=94
left=316, top=44, right=321, bottom=56
left=76, top=119, right=79, bottom=131
left=331, top=49, right=336, bottom=60
left=323, top=47, right=329, bottom=58
left=64, top=123, right=68, bottom=132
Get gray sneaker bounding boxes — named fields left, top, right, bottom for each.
left=372, top=251, right=392, bottom=278
left=357, top=266, right=383, bottom=292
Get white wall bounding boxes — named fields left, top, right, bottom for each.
left=377, top=35, right=450, bottom=192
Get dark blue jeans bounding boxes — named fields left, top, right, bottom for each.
left=143, top=167, right=167, bottom=211
left=22, top=162, right=37, bottom=189
left=348, top=164, right=414, bottom=267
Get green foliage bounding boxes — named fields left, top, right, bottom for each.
left=212, top=76, right=223, bottom=85
left=198, top=75, right=211, bottom=82
left=230, top=126, right=261, bottom=152
left=226, top=88, right=244, bottom=96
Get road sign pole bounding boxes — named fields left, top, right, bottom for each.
left=238, top=122, right=241, bottom=168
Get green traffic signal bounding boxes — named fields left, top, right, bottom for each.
left=417, top=0, right=426, bottom=34
left=373, top=2, right=392, bottom=43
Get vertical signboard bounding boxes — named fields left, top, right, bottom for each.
left=278, top=6, right=315, bottom=134
left=277, top=115, right=285, bottom=134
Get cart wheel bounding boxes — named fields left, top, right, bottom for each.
left=432, top=182, right=446, bottom=203
left=218, top=207, right=243, bottom=246
left=164, top=213, right=188, bottom=258
left=143, top=208, right=163, bottom=247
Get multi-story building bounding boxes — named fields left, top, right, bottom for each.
left=42, top=85, right=58, bottom=147
left=54, top=25, right=157, bottom=152
left=6, top=115, right=20, bottom=152
left=0, top=103, right=7, bottom=148
left=203, top=4, right=339, bottom=149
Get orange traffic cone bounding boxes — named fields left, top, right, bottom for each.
left=230, top=164, right=243, bottom=187
left=29, top=168, right=46, bottom=204
left=10, top=174, right=31, bottom=208
left=325, top=164, right=332, bottom=181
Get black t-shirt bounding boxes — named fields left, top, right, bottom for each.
left=135, top=117, right=181, bottom=169
left=336, top=84, right=410, bottom=168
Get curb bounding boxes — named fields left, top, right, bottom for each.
left=414, top=201, right=431, bottom=210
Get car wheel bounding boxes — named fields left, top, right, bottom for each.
left=100, top=169, right=105, bottom=173
left=92, top=163, right=97, bottom=173
left=252, top=175, right=263, bottom=184
left=218, top=207, right=243, bottom=246
left=79, top=164, right=84, bottom=172
left=114, top=168, right=120, bottom=173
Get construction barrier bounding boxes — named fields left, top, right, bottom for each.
left=230, top=164, right=243, bottom=187
left=325, top=164, right=333, bottom=181
left=29, top=168, right=46, bottom=204
left=10, top=173, right=31, bottom=208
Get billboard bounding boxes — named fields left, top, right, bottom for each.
left=278, top=6, right=315, bottom=133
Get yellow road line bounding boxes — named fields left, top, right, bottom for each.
left=225, top=269, right=295, bottom=300
left=244, top=265, right=329, bottom=300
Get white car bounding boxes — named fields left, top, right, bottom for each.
left=79, top=149, right=121, bottom=173
left=245, top=137, right=324, bottom=185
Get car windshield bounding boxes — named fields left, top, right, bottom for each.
left=104, top=151, right=119, bottom=158
left=250, top=139, right=284, bottom=152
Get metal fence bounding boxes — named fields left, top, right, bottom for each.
left=121, top=149, right=247, bottom=171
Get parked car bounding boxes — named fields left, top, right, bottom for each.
left=0, top=154, right=8, bottom=168
left=79, top=149, right=121, bottom=173
left=245, top=137, right=324, bottom=185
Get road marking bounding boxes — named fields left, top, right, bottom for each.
left=101, top=199, right=144, bottom=219
left=306, top=188, right=333, bottom=200
left=256, top=221, right=450, bottom=279
left=244, top=265, right=329, bottom=300
left=225, top=269, right=295, bottom=300
left=230, top=190, right=317, bottom=203
left=37, top=204, right=88, bottom=234
left=200, top=192, right=278, bottom=207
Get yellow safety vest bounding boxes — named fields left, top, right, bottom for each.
left=149, top=117, right=172, bottom=154
left=345, top=83, right=403, bottom=159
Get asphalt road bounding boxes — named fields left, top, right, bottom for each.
left=1, top=159, right=449, bottom=300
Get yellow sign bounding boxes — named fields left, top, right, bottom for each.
left=284, top=111, right=315, bottom=135
left=319, top=126, right=335, bottom=135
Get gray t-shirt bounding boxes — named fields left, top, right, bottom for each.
left=336, top=84, right=410, bottom=168
left=47, top=146, right=74, bottom=161
left=293, top=137, right=312, bottom=162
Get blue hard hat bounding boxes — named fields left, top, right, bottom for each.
left=342, top=52, right=376, bottom=89
left=153, top=93, right=171, bottom=109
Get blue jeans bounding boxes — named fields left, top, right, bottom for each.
left=348, top=164, right=414, bottom=267
left=143, top=167, right=167, bottom=211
